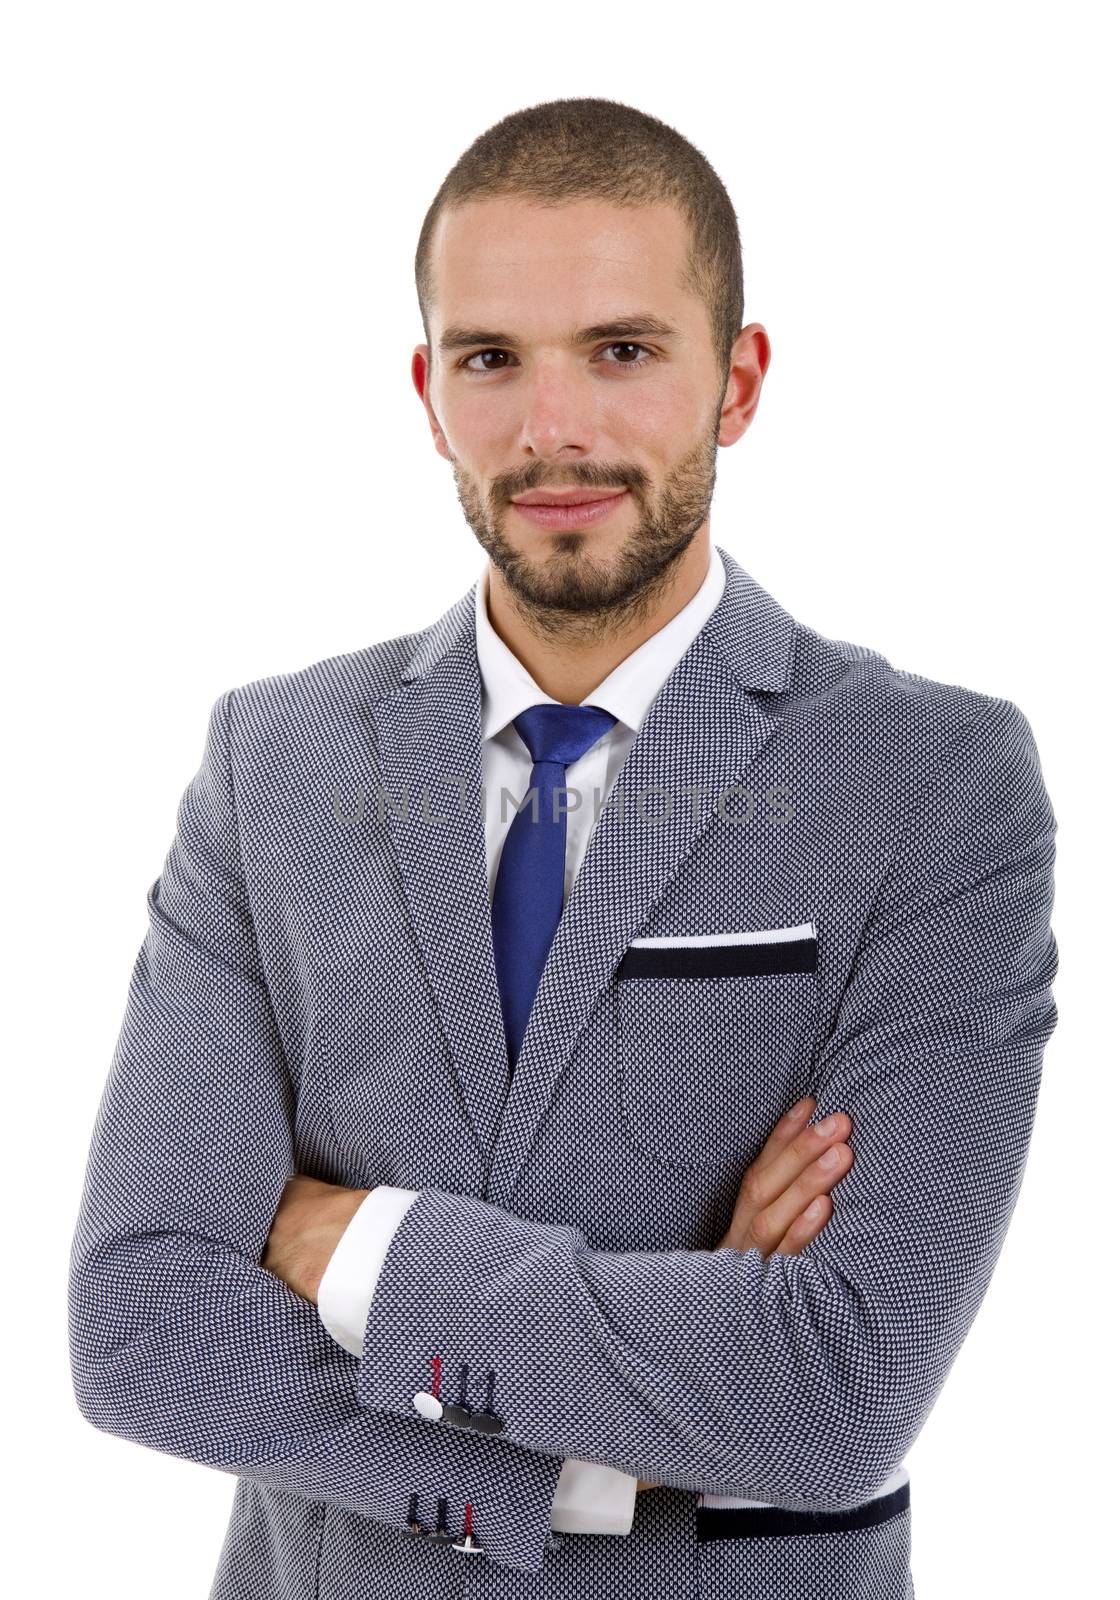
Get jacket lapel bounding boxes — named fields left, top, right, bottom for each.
left=362, top=546, right=798, bottom=1203
left=362, top=597, right=512, bottom=1165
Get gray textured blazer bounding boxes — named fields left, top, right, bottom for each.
left=68, top=545, right=1059, bottom=1600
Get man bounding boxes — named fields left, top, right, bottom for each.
left=69, top=98, right=1058, bottom=1600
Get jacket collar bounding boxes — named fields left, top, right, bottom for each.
left=401, top=542, right=795, bottom=697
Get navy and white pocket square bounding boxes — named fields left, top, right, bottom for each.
left=616, top=921, right=818, bottom=979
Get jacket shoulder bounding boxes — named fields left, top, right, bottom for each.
left=787, top=618, right=1040, bottom=775
left=219, top=628, right=427, bottom=739
left=202, top=630, right=442, bottom=812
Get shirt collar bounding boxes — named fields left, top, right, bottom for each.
left=475, top=545, right=727, bottom=743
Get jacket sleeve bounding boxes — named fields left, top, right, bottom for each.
left=66, top=689, right=569, bottom=1575
left=353, top=694, right=1059, bottom=1509
left=318, top=1185, right=639, bottom=1534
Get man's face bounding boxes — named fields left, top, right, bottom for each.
left=414, top=196, right=755, bottom=625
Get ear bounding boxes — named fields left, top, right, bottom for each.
left=717, top=323, right=771, bottom=445
left=412, top=345, right=450, bottom=461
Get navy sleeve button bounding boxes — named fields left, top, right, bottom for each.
left=441, top=1401, right=475, bottom=1427
left=426, top=1496, right=456, bottom=1545
left=469, top=1408, right=504, bottom=1434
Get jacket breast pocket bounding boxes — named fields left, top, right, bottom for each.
left=612, top=923, right=820, bottom=1164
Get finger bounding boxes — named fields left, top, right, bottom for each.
left=749, top=1096, right=817, bottom=1176
left=720, top=1109, right=854, bottom=1256
left=750, top=1141, right=853, bottom=1256
left=767, top=1193, right=834, bottom=1259
left=720, top=1127, right=853, bottom=1256
left=746, top=1111, right=853, bottom=1212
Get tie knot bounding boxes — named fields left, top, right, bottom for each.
left=513, top=702, right=618, bottom=768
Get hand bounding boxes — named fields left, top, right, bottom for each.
left=715, top=1095, right=852, bottom=1258
left=635, top=1096, right=853, bottom=1494
left=261, top=1173, right=371, bottom=1305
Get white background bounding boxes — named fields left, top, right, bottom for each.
left=4, top=2, right=1114, bottom=1594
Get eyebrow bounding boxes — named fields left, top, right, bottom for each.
left=437, top=314, right=683, bottom=356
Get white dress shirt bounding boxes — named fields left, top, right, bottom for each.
left=318, top=545, right=727, bottom=1534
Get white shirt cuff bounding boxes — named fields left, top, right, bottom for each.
left=317, top=1185, right=420, bottom=1357
left=550, top=1458, right=639, bottom=1534
left=317, top=1186, right=637, bottom=1537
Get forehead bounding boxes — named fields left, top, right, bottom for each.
left=428, top=196, right=698, bottom=331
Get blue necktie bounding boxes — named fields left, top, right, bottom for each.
left=491, top=702, right=618, bottom=1070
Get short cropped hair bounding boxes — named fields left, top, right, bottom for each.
left=415, top=97, right=745, bottom=376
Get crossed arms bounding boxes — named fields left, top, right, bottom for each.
left=67, top=686, right=1058, bottom=1572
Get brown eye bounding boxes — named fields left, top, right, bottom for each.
left=461, top=349, right=511, bottom=372
left=459, top=342, right=655, bottom=374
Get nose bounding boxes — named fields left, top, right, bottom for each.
left=515, top=357, right=601, bottom=464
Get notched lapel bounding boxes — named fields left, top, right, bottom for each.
left=362, top=607, right=513, bottom=1166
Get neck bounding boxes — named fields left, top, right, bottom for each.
left=485, top=533, right=713, bottom=705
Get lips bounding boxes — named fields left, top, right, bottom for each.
left=512, top=491, right=630, bottom=529
left=513, top=490, right=627, bottom=507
